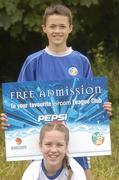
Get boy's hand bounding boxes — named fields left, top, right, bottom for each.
left=103, top=102, right=112, bottom=117
left=0, top=113, right=10, bottom=130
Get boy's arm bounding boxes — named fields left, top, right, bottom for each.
left=103, top=102, right=112, bottom=117
left=0, top=113, right=10, bottom=130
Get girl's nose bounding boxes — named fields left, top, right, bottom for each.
left=51, top=145, right=57, bottom=152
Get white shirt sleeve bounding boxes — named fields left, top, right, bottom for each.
left=21, top=158, right=86, bottom=180
left=21, top=160, right=41, bottom=180
left=69, top=157, right=87, bottom=180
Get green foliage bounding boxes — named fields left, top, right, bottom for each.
left=0, top=0, right=119, bottom=53
left=80, top=0, right=98, bottom=7
left=88, top=42, right=119, bottom=106
left=0, top=0, right=23, bottom=36
left=88, top=42, right=109, bottom=75
left=0, top=0, right=100, bottom=37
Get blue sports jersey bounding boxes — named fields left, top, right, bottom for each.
left=18, top=47, right=93, bottom=82
left=17, top=47, right=93, bottom=170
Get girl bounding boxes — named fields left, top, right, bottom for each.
left=21, top=122, right=86, bottom=180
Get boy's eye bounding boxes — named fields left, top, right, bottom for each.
left=50, top=25, right=56, bottom=28
left=49, top=25, right=66, bottom=29
left=60, top=25, right=66, bottom=29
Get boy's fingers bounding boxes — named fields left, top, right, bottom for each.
left=103, top=103, right=112, bottom=117
left=0, top=122, right=10, bottom=130
left=0, top=114, right=10, bottom=130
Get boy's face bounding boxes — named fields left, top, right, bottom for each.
left=42, top=15, right=72, bottom=48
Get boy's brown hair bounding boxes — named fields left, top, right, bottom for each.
left=43, top=4, right=72, bottom=26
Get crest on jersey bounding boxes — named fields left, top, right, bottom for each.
left=68, top=67, right=78, bottom=76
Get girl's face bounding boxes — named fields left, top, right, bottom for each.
left=42, top=14, right=72, bottom=49
left=40, top=130, right=67, bottom=170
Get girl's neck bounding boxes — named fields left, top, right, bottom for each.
left=43, top=160, right=63, bottom=176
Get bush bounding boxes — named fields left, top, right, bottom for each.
left=88, top=42, right=119, bottom=108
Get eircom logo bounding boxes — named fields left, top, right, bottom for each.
left=38, top=114, right=67, bottom=122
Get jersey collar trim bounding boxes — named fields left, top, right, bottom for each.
left=41, top=159, right=63, bottom=179
left=44, top=47, right=73, bottom=57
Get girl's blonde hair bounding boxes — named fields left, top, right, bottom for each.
left=39, top=122, right=73, bottom=180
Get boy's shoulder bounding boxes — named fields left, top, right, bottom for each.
left=73, top=50, right=89, bottom=60
left=22, top=49, right=45, bottom=67
left=27, top=49, right=44, bottom=60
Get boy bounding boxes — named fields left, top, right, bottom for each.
left=0, top=4, right=112, bottom=180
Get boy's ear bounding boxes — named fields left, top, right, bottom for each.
left=69, top=24, right=73, bottom=33
left=42, top=25, right=46, bottom=33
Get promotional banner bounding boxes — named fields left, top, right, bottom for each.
left=2, top=77, right=111, bottom=161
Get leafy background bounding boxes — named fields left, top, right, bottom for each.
left=0, top=0, right=119, bottom=179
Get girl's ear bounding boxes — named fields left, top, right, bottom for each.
left=39, top=143, right=42, bottom=152
left=66, top=147, right=69, bottom=154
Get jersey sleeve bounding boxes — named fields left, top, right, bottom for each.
left=17, top=56, right=36, bottom=82
left=21, top=160, right=41, bottom=180
left=83, top=57, right=94, bottom=78
left=70, top=157, right=86, bottom=180
left=21, top=162, right=35, bottom=180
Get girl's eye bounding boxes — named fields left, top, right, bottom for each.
left=45, top=143, right=51, bottom=146
left=57, top=143, right=64, bottom=147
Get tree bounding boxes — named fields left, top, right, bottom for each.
left=0, top=0, right=99, bottom=38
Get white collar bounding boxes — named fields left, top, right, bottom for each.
left=44, top=47, right=73, bottom=57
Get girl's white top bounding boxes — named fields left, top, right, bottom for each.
left=21, top=157, right=86, bottom=180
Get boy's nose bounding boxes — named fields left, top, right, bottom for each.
left=54, top=27, right=61, bottom=32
